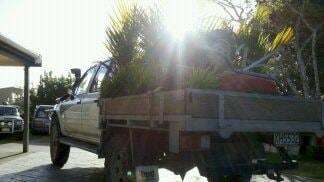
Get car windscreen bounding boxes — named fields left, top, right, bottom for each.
left=36, top=110, right=47, bottom=118
left=35, top=107, right=52, bottom=118
left=0, top=106, right=19, bottom=116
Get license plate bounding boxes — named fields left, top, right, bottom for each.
left=135, top=166, right=159, bottom=182
left=274, top=132, right=299, bottom=146
left=1, top=128, right=10, bottom=132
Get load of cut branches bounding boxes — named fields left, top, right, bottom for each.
left=100, top=1, right=280, bottom=98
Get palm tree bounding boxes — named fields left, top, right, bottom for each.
left=102, top=0, right=233, bottom=97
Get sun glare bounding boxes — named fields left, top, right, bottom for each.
left=138, top=0, right=225, bottom=40
left=139, top=0, right=202, bottom=39
left=164, top=0, right=200, bottom=39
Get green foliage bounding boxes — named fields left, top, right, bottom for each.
left=269, top=27, right=294, bottom=51
left=254, top=1, right=324, bottom=97
left=285, top=158, right=324, bottom=179
left=30, top=71, right=73, bottom=114
left=105, top=0, right=144, bottom=69
left=185, top=66, right=219, bottom=89
left=103, top=0, right=324, bottom=98
left=102, top=0, right=224, bottom=98
left=101, top=61, right=160, bottom=97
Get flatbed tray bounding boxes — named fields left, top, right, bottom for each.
left=100, top=88, right=324, bottom=137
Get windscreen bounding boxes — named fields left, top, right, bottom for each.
left=36, top=109, right=47, bottom=118
left=0, top=106, right=19, bottom=116
left=35, top=106, right=53, bottom=118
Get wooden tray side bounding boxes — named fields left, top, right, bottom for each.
left=102, top=96, right=150, bottom=115
left=150, top=94, right=186, bottom=115
left=102, top=90, right=186, bottom=116
left=186, top=93, right=219, bottom=118
left=224, top=95, right=322, bottom=121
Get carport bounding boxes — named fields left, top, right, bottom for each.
left=0, top=33, right=42, bottom=152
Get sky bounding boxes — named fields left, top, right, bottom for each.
left=0, top=0, right=114, bottom=88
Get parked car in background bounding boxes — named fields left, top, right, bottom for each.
left=0, top=104, right=24, bottom=140
left=31, top=105, right=53, bottom=134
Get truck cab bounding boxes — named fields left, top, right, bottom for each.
left=54, top=62, right=109, bottom=144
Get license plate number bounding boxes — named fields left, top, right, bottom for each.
left=135, top=166, right=159, bottom=182
left=1, top=128, right=10, bottom=132
left=274, top=132, right=299, bottom=146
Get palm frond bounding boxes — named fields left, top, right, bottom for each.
left=105, top=0, right=145, bottom=68
left=269, top=27, right=294, bottom=51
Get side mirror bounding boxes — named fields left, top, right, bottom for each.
left=71, top=68, right=81, bottom=79
left=71, top=69, right=81, bottom=94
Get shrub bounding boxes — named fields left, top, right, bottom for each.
left=185, top=66, right=219, bottom=89
left=101, top=61, right=160, bottom=98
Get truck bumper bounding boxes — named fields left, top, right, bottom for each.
left=0, top=124, right=23, bottom=133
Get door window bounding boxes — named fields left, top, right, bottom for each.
left=74, top=67, right=96, bottom=95
left=90, top=65, right=108, bottom=93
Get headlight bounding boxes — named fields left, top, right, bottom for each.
left=8, top=122, right=12, bottom=126
left=0, top=122, right=4, bottom=126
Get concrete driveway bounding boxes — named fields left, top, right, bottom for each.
left=0, top=135, right=323, bottom=182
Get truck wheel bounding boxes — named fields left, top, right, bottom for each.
left=104, top=136, right=134, bottom=182
left=50, top=116, right=70, bottom=167
left=207, top=176, right=226, bottom=182
left=207, top=175, right=252, bottom=182
left=228, top=175, right=252, bottom=182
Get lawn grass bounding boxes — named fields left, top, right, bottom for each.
left=284, top=159, right=324, bottom=179
left=266, top=151, right=324, bottom=180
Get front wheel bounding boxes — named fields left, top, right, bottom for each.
left=104, top=136, right=134, bottom=182
left=50, top=116, right=70, bottom=167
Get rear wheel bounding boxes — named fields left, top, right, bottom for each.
left=104, top=136, right=134, bottom=182
left=207, top=175, right=252, bottom=182
left=50, top=116, right=70, bottom=167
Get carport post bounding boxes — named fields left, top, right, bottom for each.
left=23, top=65, right=30, bottom=153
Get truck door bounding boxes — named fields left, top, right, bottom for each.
left=61, top=66, right=96, bottom=137
left=81, top=64, right=108, bottom=143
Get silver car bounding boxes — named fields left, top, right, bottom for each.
left=0, top=105, right=24, bottom=140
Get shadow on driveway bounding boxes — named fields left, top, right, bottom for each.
left=0, top=164, right=104, bottom=182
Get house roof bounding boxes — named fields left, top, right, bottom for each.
left=0, top=33, right=42, bottom=67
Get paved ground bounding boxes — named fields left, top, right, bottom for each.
left=0, top=135, right=324, bottom=182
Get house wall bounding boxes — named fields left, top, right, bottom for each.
left=0, top=87, right=23, bottom=104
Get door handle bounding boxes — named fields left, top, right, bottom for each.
left=76, top=99, right=81, bottom=104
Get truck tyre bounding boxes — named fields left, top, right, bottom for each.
left=104, top=136, right=133, bottom=182
left=50, top=116, right=70, bottom=167
left=229, top=175, right=252, bottom=182
left=207, top=175, right=252, bottom=182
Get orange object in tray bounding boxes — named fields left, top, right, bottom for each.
left=218, top=71, right=278, bottom=95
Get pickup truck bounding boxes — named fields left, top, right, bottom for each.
left=49, top=61, right=324, bottom=182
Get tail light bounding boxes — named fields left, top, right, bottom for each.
left=179, top=134, right=210, bottom=151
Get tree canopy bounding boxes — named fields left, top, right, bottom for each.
left=30, top=71, right=73, bottom=113
left=214, top=0, right=323, bottom=98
